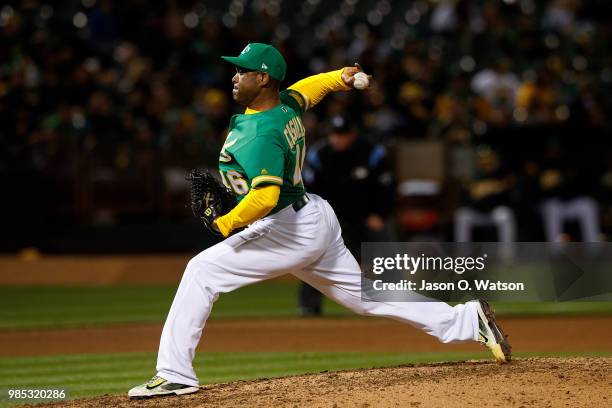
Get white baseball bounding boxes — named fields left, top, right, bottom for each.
left=353, top=72, right=369, bottom=90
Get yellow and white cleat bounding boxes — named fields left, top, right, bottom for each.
left=128, top=375, right=200, bottom=399
left=476, top=299, right=512, bottom=363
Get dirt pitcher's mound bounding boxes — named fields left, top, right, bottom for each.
left=26, top=357, right=611, bottom=408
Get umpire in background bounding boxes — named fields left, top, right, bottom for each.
left=298, top=114, right=395, bottom=316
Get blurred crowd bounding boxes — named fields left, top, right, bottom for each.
left=1, top=0, right=612, bottom=248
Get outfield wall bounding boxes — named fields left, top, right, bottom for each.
left=0, top=255, right=190, bottom=285
left=0, top=254, right=301, bottom=285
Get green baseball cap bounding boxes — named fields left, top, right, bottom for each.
left=221, top=43, right=287, bottom=81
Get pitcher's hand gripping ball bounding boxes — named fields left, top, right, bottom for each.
left=341, top=63, right=372, bottom=90
left=186, top=169, right=235, bottom=235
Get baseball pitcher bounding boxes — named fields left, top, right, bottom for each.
left=128, top=43, right=511, bottom=398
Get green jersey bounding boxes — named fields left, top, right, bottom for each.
left=218, top=90, right=307, bottom=214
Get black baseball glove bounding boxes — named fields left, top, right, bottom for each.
left=186, top=169, right=236, bottom=235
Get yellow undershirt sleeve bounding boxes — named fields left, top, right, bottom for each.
left=287, top=69, right=352, bottom=110
left=214, top=185, right=281, bottom=237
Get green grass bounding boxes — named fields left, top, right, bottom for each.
left=0, top=282, right=349, bottom=330
left=485, top=302, right=612, bottom=316
left=1, top=350, right=610, bottom=407
left=1, top=283, right=611, bottom=330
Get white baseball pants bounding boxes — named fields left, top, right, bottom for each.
left=156, top=194, right=479, bottom=386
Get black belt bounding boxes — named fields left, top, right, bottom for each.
left=292, top=194, right=310, bottom=212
